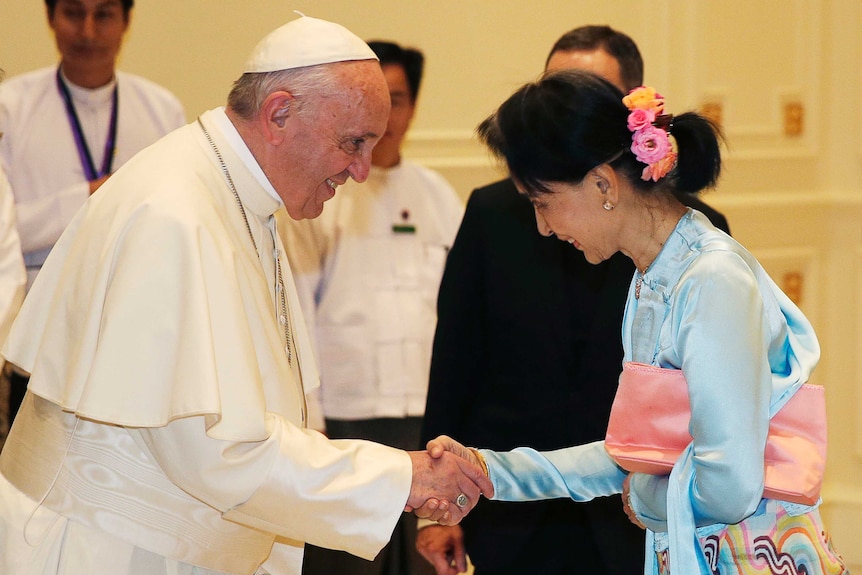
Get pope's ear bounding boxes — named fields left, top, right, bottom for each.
left=260, top=91, right=294, bottom=139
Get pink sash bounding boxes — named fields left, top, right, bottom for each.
left=604, top=362, right=826, bottom=506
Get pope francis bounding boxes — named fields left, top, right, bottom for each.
left=0, top=14, right=492, bottom=575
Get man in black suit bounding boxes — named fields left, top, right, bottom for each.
left=417, top=26, right=729, bottom=575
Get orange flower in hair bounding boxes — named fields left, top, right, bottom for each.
left=622, top=86, right=664, bottom=114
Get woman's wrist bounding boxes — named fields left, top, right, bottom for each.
left=468, top=447, right=490, bottom=477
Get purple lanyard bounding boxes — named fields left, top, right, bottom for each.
left=55, top=67, right=119, bottom=181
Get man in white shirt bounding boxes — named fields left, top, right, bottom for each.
left=0, top=0, right=186, bottom=426
left=0, top=0, right=186, bottom=287
left=0, top=15, right=491, bottom=575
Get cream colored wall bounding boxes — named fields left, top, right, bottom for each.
left=3, top=0, right=861, bottom=568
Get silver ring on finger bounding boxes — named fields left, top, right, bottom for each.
left=456, top=493, right=468, bottom=508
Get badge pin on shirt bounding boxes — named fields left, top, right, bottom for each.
left=392, top=208, right=416, bottom=234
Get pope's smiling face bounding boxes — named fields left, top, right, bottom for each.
left=275, top=60, right=390, bottom=220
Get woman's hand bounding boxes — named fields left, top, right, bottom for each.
left=426, top=435, right=479, bottom=466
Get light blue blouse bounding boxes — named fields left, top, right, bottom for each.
left=481, top=209, right=821, bottom=574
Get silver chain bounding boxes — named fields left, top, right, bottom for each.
left=197, top=118, right=292, bottom=365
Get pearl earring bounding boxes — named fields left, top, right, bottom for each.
left=603, top=201, right=615, bottom=211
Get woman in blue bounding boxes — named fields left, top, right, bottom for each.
left=428, top=71, right=848, bottom=574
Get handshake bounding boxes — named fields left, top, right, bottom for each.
left=405, top=436, right=492, bottom=525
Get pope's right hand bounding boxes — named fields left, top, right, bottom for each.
left=406, top=450, right=492, bottom=525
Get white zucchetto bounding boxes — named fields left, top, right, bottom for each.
left=243, top=13, right=378, bottom=73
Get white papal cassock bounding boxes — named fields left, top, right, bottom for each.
left=0, top=108, right=412, bottom=575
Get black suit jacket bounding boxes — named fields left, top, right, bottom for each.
left=422, top=179, right=729, bottom=573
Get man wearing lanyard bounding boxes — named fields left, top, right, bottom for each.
left=0, top=0, right=185, bottom=425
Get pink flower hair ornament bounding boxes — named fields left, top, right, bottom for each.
left=623, top=86, right=677, bottom=182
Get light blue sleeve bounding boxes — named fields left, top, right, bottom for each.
left=481, top=441, right=627, bottom=502
left=630, top=250, right=771, bottom=530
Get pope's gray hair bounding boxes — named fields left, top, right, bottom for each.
left=227, top=65, right=343, bottom=120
